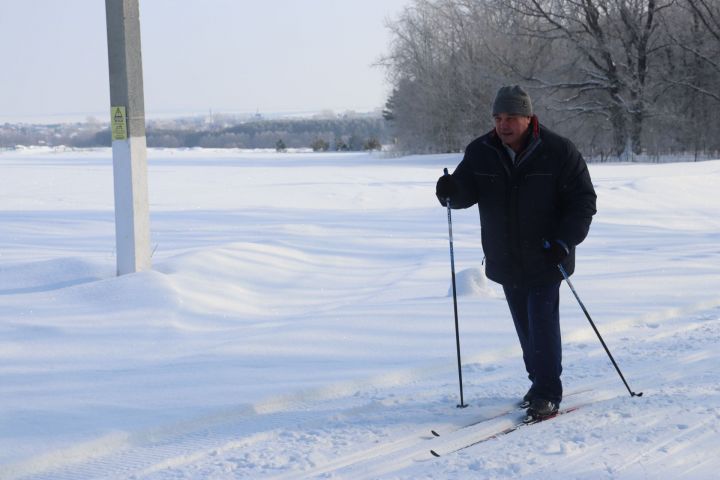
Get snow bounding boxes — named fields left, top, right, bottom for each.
left=451, top=267, right=499, bottom=298
left=0, top=148, right=719, bottom=479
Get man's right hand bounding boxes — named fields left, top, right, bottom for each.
left=436, top=174, right=458, bottom=206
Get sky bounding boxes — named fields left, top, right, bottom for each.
left=0, top=0, right=412, bottom=123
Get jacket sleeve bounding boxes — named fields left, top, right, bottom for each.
left=441, top=147, right=480, bottom=209
left=556, top=143, right=597, bottom=247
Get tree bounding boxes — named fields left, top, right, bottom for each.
left=275, top=139, right=287, bottom=152
left=379, top=0, right=499, bottom=153
left=496, top=0, right=672, bottom=156
left=363, top=137, right=382, bottom=151
left=654, top=0, right=720, bottom=157
left=310, top=138, right=330, bottom=152
left=668, top=0, right=720, bottom=103
left=334, top=136, right=348, bottom=151
left=348, top=134, right=365, bottom=151
left=382, top=0, right=720, bottom=158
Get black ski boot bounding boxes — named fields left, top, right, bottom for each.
left=526, top=397, right=559, bottom=420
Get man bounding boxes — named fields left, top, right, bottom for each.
left=436, top=85, right=596, bottom=419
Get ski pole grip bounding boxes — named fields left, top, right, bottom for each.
left=442, top=168, right=451, bottom=206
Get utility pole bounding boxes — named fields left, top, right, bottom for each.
left=105, top=0, right=151, bottom=275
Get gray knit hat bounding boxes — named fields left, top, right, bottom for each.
left=492, top=85, right=533, bottom=116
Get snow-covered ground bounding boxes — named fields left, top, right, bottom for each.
left=1, top=148, right=719, bottom=479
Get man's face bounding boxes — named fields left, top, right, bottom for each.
left=493, top=113, right=532, bottom=150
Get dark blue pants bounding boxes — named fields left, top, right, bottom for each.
left=503, top=281, right=563, bottom=404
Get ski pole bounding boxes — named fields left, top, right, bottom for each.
left=443, top=168, right=468, bottom=408
left=557, top=262, right=643, bottom=398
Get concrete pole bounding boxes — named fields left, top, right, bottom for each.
left=105, top=0, right=151, bottom=275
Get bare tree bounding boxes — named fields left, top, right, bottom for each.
left=495, top=0, right=672, bottom=156
left=653, top=0, right=720, bottom=158
left=380, top=0, right=500, bottom=152
left=381, top=0, right=720, bottom=158
left=668, top=0, right=720, bottom=102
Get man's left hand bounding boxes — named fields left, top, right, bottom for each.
left=543, top=239, right=569, bottom=264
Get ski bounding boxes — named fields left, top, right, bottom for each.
left=430, top=388, right=591, bottom=438
left=429, top=405, right=582, bottom=457
left=430, top=404, right=523, bottom=437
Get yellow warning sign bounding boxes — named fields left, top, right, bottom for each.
left=111, top=106, right=127, bottom=141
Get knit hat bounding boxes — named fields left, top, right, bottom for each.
left=492, top=85, right=533, bottom=116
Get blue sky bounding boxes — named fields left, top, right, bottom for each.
left=1, top=0, right=411, bottom=123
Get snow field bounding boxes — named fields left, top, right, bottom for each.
left=0, top=148, right=719, bottom=479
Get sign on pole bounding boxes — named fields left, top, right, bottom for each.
left=111, top=106, right=128, bottom=141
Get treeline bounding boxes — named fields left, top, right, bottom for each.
left=0, top=117, right=389, bottom=151
left=381, top=0, right=720, bottom=159
left=147, top=118, right=388, bottom=150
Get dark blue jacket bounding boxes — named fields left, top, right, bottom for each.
left=441, top=118, right=597, bottom=287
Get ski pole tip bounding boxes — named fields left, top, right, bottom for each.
left=633, top=391, right=644, bottom=397
left=457, top=403, right=469, bottom=409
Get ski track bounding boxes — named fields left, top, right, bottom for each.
left=5, top=304, right=718, bottom=480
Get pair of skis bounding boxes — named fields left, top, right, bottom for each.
left=425, top=389, right=592, bottom=457
left=428, top=403, right=583, bottom=457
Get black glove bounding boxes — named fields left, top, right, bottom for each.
left=436, top=174, right=458, bottom=206
left=543, top=239, right=569, bottom=265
